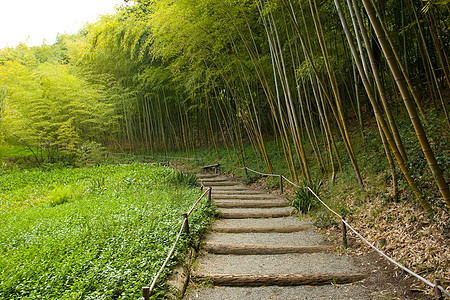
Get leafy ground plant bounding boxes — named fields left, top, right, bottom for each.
left=0, top=163, right=214, bottom=299
left=291, top=180, right=322, bottom=214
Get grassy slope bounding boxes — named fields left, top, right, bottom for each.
left=0, top=164, right=214, bottom=299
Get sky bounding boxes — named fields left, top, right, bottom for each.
left=0, top=0, right=130, bottom=49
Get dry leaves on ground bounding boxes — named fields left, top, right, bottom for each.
left=342, top=197, right=449, bottom=294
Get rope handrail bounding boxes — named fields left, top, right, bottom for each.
left=281, top=175, right=297, bottom=187
left=244, top=166, right=280, bottom=177
left=305, top=186, right=341, bottom=219
left=112, top=153, right=203, bottom=161
left=238, top=166, right=449, bottom=298
left=147, top=218, right=186, bottom=294
left=342, top=219, right=437, bottom=289
left=142, top=187, right=212, bottom=299
left=220, top=165, right=279, bottom=177
left=220, top=165, right=246, bottom=170
left=187, top=188, right=211, bottom=216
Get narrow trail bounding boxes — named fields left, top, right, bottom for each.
left=183, top=173, right=380, bottom=300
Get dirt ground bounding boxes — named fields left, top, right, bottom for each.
left=326, top=229, right=435, bottom=299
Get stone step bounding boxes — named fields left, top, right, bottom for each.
left=199, top=177, right=231, bottom=182
left=201, top=181, right=241, bottom=186
left=207, top=185, right=249, bottom=191
left=220, top=207, right=293, bottom=219
left=211, top=189, right=266, bottom=195
left=184, top=284, right=376, bottom=299
left=203, top=242, right=331, bottom=255
left=193, top=253, right=366, bottom=280
left=197, top=174, right=220, bottom=179
left=214, top=200, right=288, bottom=208
left=204, top=231, right=324, bottom=246
left=211, top=224, right=313, bottom=233
left=212, top=194, right=282, bottom=200
left=214, top=216, right=311, bottom=228
left=192, top=272, right=368, bottom=287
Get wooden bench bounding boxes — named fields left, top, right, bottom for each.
left=202, top=164, right=221, bottom=173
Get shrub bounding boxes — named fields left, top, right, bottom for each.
left=47, top=185, right=74, bottom=207
left=170, top=170, right=198, bottom=187
left=243, top=174, right=262, bottom=185
left=75, top=141, right=106, bottom=167
left=291, top=180, right=322, bottom=213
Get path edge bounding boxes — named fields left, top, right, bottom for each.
left=166, top=246, right=196, bottom=300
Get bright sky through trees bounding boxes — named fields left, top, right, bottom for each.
left=0, top=0, right=128, bottom=48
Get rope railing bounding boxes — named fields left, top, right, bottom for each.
left=112, top=153, right=203, bottom=161
left=243, top=166, right=279, bottom=178
left=187, top=188, right=211, bottom=216
left=141, top=186, right=212, bottom=300
left=230, top=166, right=449, bottom=299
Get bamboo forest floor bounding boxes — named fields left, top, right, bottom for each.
left=183, top=172, right=433, bottom=300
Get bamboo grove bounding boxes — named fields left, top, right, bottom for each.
left=0, top=0, right=449, bottom=213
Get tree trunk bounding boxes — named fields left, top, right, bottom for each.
left=362, top=0, right=450, bottom=209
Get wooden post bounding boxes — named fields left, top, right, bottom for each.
left=142, top=286, right=150, bottom=300
left=435, top=279, right=443, bottom=300
left=208, top=187, right=212, bottom=204
left=279, top=175, right=284, bottom=194
left=182, top=213, right=190, bottom=235
left=244, top=167, right=248, bottom=178
left=342, top=218, right=348, bottom=249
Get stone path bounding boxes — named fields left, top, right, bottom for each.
left=183, top=173, right=376, bottom=299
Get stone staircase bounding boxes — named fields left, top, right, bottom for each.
left=184, top=173, right=373, bottom=299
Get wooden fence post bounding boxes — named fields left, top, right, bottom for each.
left=208, top=187, right=212, bottom=204
left=279, top=175, right=284, bottom=194
left=342, top=218, right=348, bottom=249
left=142, top=286, right=150, bottom=300
left=435, top=279, right=443, bottom=300
left=182, top=213, right=190, bottom=235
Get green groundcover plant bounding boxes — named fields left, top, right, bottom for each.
left=0, top=163, right=214, bottom=299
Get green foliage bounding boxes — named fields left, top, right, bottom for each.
left=313, top=211, right=338, bottom=229
left=0, top=163, right=214, bottom=299
left=56, top=120, right=81, bottom=155
left=47, top=184, right=76, bottom=207
left=243, top=174, right=262, bottom=185
left=75, top=141, right=107, bottom=167
left=0, top=88, right=5, bottom=143
left=291, top=180, right=322, bottom=214
left=0, top=145, right=34, bottom=158
left=397, top=110, right=450, bottom=208
left=170, top=170, right=198, bottom=188
left=296, top=56, right=326, bottom=80
left=0, top=44, right=121, bottom=157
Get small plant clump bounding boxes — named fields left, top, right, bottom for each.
left=291, top=180, right=322, bottom=214
left=243, top=174, right=262, bottom=185
left=75, top=141, right=107, bottom=167
left=47, top=184, right=76, bottom=207
left=170, top=171, right=198, bottom=187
